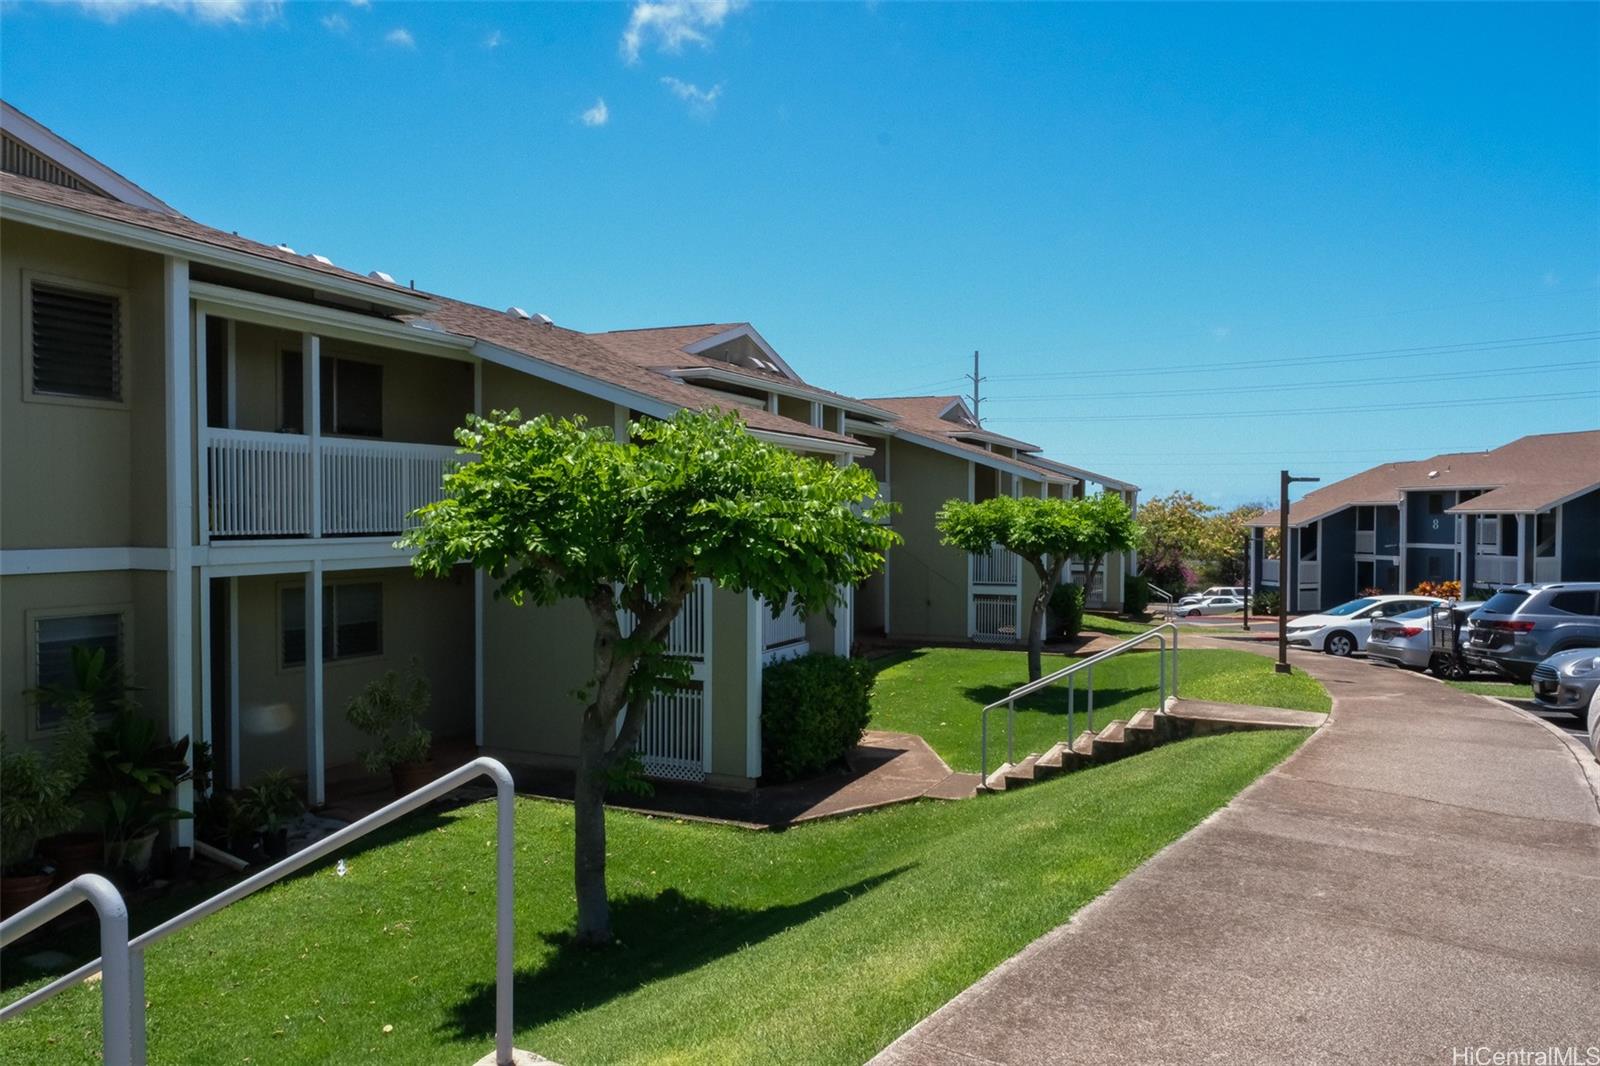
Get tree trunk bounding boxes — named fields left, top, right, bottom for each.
left=1023, top=558, right=1059, bottom=683
left=572, top=708, right=612, bottom=944
left=1084, top=555, right=1103, bottom=606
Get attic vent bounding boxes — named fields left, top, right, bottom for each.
left=531, top=312, right=553, bottom=325
left=274, top=243, right=296, bottom=255
left=507, top=307, right=532, bottom=319
left=1427, top=470, right=1439, bottom=479
left=308, top=253, right=334, bottom=266
left=30, top=280, right=122, bottom=402
left=368, top=270, right=397, bottom=285
left=2, top=132, right=104, bottom=196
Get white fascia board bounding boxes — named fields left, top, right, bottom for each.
left=191, top=282, right=474, bottom=359
left=0, top=194, right=434, bottom=314
left=197, top=539, right=418, bottom=573
left=0, top=547, right=172, bottom=575
left=1, top=102, right=177, bottom=214
left=1028, top=457, right=1139, bottom=493
left=668, top=367, right=898, bottom=421
left=683, top=323, right=801, bottom=382
left=893, top=429, right=1052, bottom=481
left=749, top=428, right=872, bottom=457
left=1449, top=481, right=1600, bottom=515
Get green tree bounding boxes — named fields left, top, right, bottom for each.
left=404, top=410, right=898, bottom=944
left=937, top=493, right=1137, bottom=682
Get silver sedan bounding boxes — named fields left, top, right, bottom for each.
left=1530, top=648, right=1600, bottom=720
left=1365, top=607, right=1434, bottom=670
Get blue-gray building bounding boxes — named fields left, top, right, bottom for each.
left=1249, top=430, right=1600, bottom=612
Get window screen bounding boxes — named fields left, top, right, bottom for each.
left=31, top=282, right=122, bottom=401
left=281, top=583, right=382, bottom=664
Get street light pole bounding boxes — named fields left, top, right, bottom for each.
left=1242, top=528, right=1251, bottom=633
left=1276, top=469, right=1321, bottom=674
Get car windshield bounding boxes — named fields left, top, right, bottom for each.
left=1481, top=590, right=1530, bottom=614
left=1394, top=607, right=1432, bottom=621
left=1324, top=598, right=1379, bottom=616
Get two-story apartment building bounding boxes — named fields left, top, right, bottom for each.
left=854, top=396, right=1139, bottom=644
left=2, top=102, right=1140, bottom=846
left=1249, top=431, right=1600, bottom=610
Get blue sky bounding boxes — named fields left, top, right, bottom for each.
left=4, top=0, right=1596, bottom=505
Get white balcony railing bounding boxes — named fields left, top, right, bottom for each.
left=1475, top=554, right=1517, bottom=585
left=1261, top=558, right=1281, bottom=583
left=206, top=429, right=461, bottom=539
left=1297, top=560, right=1321, bottom=586
left=1534, top=556, right=1560, bottom=583
left=973, top=593, right=1019, bottom=643
left=618, top=580, right=709, bottom=659
left=972, top=544, right=1020, bottom=586
left=761, top=595, right=808, bottom=651
left=1355, top=530, right=1376, bottom=554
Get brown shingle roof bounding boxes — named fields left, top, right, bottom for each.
left=414, top=301, right=862, bottom=448
left=1251, top=430, right=1600, bottom=526
left=2, top=172, right=418, bottom=301
left=864, top=396, right=1076, bottom=482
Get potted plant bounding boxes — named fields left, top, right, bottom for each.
left=237, top=770, right=304, bottom=861
left=81, top=710, right=192, bottom=879
left=345, top=660, right=434, bottom=797
left=0, top=709, right=93, bottom=916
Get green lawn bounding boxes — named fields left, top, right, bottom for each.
left=1, top=731, right=1308, bottom=1065
left=871, top=646, right=1330, bottom=773
left=1446, top=679, right=1529, bottom=699
left=1079, top=613, right=1155, bottom=638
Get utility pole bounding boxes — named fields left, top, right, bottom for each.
left=1276, top=469, right=1322, bottom=674
left=966, top=350, right=984, bottom=424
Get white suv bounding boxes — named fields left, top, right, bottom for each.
left=1284, top=594, right=1443, bottom=657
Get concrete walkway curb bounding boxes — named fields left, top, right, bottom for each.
left=870, top=640, right=1600, bottom=1065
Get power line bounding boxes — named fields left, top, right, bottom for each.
left=1001, top=389, right=1600, bottom=424
left=986, top=358, right=1599, bottom=403
left=983, top=330, right=1600, bottom=383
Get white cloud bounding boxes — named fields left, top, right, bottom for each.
left=483, top=29, right=504, bottom=49
left=347, top=0, right=370, bottom=6
left=660, top=76, right=722, bottom=117
left=580, top=98, right=610, bottom=127
left=320, top=11, right=348, bottom=32
left=384, top=26, right=414, bottom=48
left=73, top=0, right=281, bottom=23
left=620, top=0, right=745, bottom=65
left=1211, top=325, right=1232, bottom=340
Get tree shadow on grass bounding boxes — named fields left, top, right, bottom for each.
left=441, top=864, right=913, bottom=1040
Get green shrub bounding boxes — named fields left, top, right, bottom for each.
left=760, top=654, right=875, bottom=783
left=1122, top=574, right=1150, bottom=616
left=1049, top=583, right=1086, bottom=639
left=345, top=660, right=432, bottom=773
left=1252, top=589, right=1282, bottom=616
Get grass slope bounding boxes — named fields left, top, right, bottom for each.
left=871, top=646, right=1329, bottom=773
left=1445, top=680, right=1528, bottom=699
left=1, top=731, right=1307, bottom=1065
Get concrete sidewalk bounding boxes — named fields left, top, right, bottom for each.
left=871, top=643, right=1600, bottom=1065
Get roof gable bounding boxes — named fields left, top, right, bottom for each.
left=2, top=100, right=176, bottom=215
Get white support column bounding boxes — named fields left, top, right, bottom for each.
left=306, top=560, right=326, bottom=806
left=745, top=592, right=762, bottom=780
left=195, top=309, right=210, bottom=548
left=227, top=576, right=241, bottom=789
left=700, top=581, right=715, bottom=775
left=198, top=566, right=211, bottom=753
left=809, top=400, right=822, bottom=427
left=164, top=256, right=195, bottom=849
left=304, top=333, right=322, bottom=539
left=766, top=393, right=779, bottom=415
left=1398, top=497, right=1409, bottom=591
left=1517, top=514, right=1530, bottom=584
left=834, top=584, right=853, bottom=656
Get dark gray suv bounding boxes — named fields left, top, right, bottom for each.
left=1465, top=583, right=1600, bottom=682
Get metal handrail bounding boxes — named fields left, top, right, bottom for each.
left=1146, top=583, right=1175, bottom=621
left=0, top=757, right=519, bottom=1066
left=0, top=875, right=133, bottom=1065
left=980, top=623, right=1180, bottom=787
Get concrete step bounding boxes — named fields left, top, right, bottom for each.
left=983, top=762, right=1016, bottom=792
left=1071, top=730, right=1097, bottom=757
left=1036, top=741, right=1073, bottom=771
left=1160, top=697, right=1325, bottom=739
left=1004, top=753, right=1043, bottom=788
left=1125, top=710, right=1159, bottom=750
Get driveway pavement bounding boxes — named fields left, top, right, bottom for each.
left=871, top=640, right=1600, bottom=1066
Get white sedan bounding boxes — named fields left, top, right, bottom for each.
left=1178, top=586, right=1246, bottom=606
left=1283, top=595, right=1443, bottom=657
left=1178, top=595, right=1246, bottom=617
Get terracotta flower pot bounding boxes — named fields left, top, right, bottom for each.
left=39, top=832, right=102, bottom=880
left=1, top=870, right=56, bottom=918
left=391, top=760, right=438, bottom=798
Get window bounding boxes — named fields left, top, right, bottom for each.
left=1356, top=506, right=1374, bottom=531
left=27, top=277, right=124, bottom=403
left=1477, top=515, right=1498, bottom=549
left=280, top=353, right=383, bottom=436
left=1548, top=591, right=1598, bottom=616
left=1299, top=524, right=1318, bottom=561
left=1500, top=515, right=1518, bottom=552
left=1428, top=494, right=1444, bottom=516
left=32, top=611, right=124, bottom=730
left=281, top=582, right=383, bottom=666
left=1535, top=511, right=1557, bottom=558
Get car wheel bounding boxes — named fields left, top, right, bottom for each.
left=1186, top=608, right=1201, bottom=617
left=1325, top=631, right=1356, bottom=657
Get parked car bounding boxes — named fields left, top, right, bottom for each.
left=1178, top=586, right=1246, bottom=606
left=1368, top=602, right=1485, bottom=673
left=1178, top=595, right=1245, bottom=617
left=1464, top=583, right=1600, bottom=682
left=1530, top=648, right=1600, bottom=720
left=1588, top=685, right=1599, bottom=762
left=1284, top=595, right=1443, bottom=657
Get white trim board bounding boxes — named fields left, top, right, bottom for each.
left=0, top=548, right=173, bottom=575
left=2, top=101, right=177, bottom=214
left=192, top=283, right=474, bottom=359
